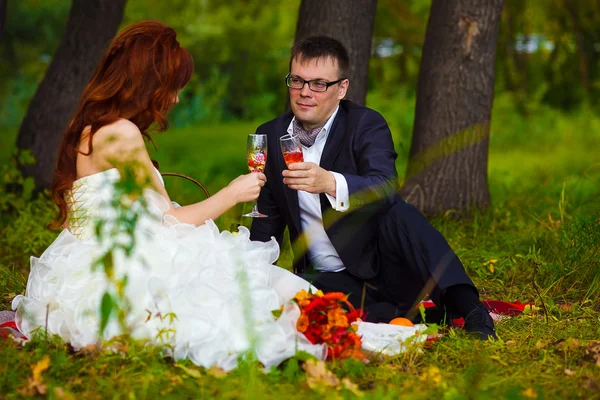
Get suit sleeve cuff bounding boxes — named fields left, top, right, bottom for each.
left=326, top=171, right=349, bottom=211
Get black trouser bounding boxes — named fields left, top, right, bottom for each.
left=304, top=201, right=476, bottom=323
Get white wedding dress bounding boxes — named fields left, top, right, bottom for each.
left=12, top=168, right=328, bottom=371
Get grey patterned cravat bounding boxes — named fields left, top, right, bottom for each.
left=293, top=119, right=325, bottom=147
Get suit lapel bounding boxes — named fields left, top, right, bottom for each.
left=319, top=106, right=346, bottom=173
left=317, top=105, right=347, bottom=227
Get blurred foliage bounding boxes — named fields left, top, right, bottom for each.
left=0, top=0, right=70, bottom=128
left=370, top=0, right=600, bottom=114
left=1, top=0, right=599, bottom=128
left=123, top=0, right=300, bottom=125
left=494, top=0, right=600, bottom=113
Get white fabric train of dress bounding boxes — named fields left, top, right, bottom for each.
left=12, top=168, right=329, bottom=371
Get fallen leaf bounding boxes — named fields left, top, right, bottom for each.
left=489, top=355, right=509, bottom=367
left=419, top=365, right=442, bottom=386
left=71, top=343, right=101, bottom=357
left=522, top=387, right=537, bottom=399
left=584, top=376, right=600, bottom=391
left=303, top=359, right=339, bottom=389
left=341, top=378, right=363, bottom=397
left=32, top=355, right=50, bottom=379
left=489, top=264, right=495, bottom=273
left=174, top=363, right=203, bottom=379
left=586, top=341, right=600, bottom=366
left=558, top=303, right=573, bottom=312
left=105, top=339, right=129, bottom=355
left=67, top=377, right=83, bottom=388
left=206, top=365, right=227, bottom=379
left=18, top=355, right=50, bottom=396
left=557, top=338, right=580, bottom=351
left=54, top=387, right=76, bottom=400
left=522, top=305, right=537, bottom=314
left=564, top=369, right=575, bottom=376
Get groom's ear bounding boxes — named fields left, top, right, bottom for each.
left=338, top=79, right=349, bottom=100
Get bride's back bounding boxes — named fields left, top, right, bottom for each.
left=50, top=20, right=193, bottom=231
left=75, top=119, right=139, bottom=180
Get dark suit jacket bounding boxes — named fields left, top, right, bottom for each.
left=249, top=100, right=399, bottom=279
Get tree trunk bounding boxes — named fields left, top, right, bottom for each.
left=0, top=0, right=6, bottom=42
left=563, top=2, right=591, bottom=94
left=293, top=0, right=377, bottom=105
left=16, top=0, right=127, bottom=190
left=499, top=1, right=528, bottom=115
left=401, top=0, right=504, bottom=216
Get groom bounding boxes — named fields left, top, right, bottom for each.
left=250, top=36, right=496, bottom=340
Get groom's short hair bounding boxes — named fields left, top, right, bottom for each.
left=290, top=36, right=350, bottom=80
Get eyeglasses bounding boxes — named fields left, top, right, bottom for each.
left=285, top=73, right=345, bottom=92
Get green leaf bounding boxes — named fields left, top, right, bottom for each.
left=100, top=293, right=114, bottom=335
left=282, top=357, right=301, bottom=381
left=418, top=303, right=427, bottom=323
left=294, top=350, right=318, bottom=362
left=102, top=252, right=114, bottom=279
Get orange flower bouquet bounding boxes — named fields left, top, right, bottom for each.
left=293, top=289, right=365, bottom=360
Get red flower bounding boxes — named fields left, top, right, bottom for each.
left=292, top=290, right=365, bottom=360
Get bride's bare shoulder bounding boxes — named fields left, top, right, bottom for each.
left=89, top=120, right=148, bottom=166
left=94, top=119, right=143, bottom=144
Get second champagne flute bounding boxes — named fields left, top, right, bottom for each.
left=280, top=134, right=304, bottom=167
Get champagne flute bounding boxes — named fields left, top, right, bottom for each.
left=280, top=134, right=304, bottom=167
left=243, top=134, right=268, bottom=218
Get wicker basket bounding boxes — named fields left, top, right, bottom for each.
left=160, top=172, right=210, bottom=199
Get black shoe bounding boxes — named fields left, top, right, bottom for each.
left=463, top=305, right=498, bottom=341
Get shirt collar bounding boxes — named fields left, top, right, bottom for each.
left=288, top=105, right=340, bottom=139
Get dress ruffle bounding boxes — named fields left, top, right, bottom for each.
left=13, top=172, right=326, bottom=371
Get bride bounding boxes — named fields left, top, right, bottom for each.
left=11, top=20, right=329, bottom=371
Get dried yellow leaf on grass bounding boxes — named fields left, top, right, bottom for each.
left=174, top=363, right=203, bottom=379
left=419, top=365, right=442, bottom=386
left=302, top=360, right=362, bottom=395
left=303, top=359, right=339, bottom=388
left=54, top=387, right=76, bottom=400
left=482, top=259, right=497, bottom=273
left=206, top=365, right=228, bottom=378
left=341, top=378, right=363, bottom=397
left=74, top=343, right=102, bottom=357
left=32, top=355, right=50, bottom=380
left=18, top=355, right=50, bottom=396
left=522, top=387, right=537, bottom=399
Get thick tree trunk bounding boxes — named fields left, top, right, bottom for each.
left=294, top=0, right=378, bottom=105
left=16, top=0, right=127, bottom=190
left=0, top=0, right=6, bottom=42
left=401, top=0, right=504, bottom=216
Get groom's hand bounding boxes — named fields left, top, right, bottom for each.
left=282, top=162, right=336, bottom=196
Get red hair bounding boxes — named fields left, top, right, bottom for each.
left=50, top=20, right=193, bottom=229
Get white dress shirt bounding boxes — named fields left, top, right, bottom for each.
left=286, top=106, right=349, bottom=272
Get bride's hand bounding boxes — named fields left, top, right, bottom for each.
left=227, top=172, right=267, bottom=204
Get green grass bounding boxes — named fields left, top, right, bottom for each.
left=1, top=102, right=599, bottom=398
